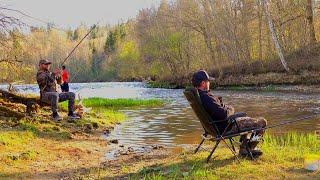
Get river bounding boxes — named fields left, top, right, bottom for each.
left=1, top=82, right=319, bottom=148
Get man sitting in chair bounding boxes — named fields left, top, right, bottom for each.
left=192, top=70, right=267, bottom=157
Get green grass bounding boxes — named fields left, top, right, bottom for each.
left=75, top=109, right=126, bottom=128
left=60, top=97, right=164, bottom=110
left=82, top=98, right=164, bottom=108
left=0, top=131, right=35, bottom=147
left=263, top=132, right=319, bottom=151
left=130, top=132, right=320, bottom=179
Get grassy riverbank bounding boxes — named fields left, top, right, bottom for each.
left=72, top=133, right=319, bottom=179
left=0, top=97, right=164, bottom=179
left=131, top=133, right=319, bottom=179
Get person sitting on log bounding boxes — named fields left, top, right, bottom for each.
left=36, top=59, right=80, bottom=121
left=192, top=70, right=267, bottom=157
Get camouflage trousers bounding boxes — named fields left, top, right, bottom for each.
left=41, top=92, right=75, bottom=114
left=230, top=117, right=267, bottom=149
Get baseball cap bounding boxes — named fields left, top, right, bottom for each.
left=39, top=59, right=52, bottom=65
left=192, top=70, right=215, bottom=87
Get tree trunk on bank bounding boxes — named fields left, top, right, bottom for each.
left=306, top=0, right=317, bottom=45
left=261, top=0, right=290, bottom=72
left=258, top=0, right=263, bottom=61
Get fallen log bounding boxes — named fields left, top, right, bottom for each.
left=0, top=89, right=45, bottom=114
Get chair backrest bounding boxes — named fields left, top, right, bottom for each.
left=183, top=87, right=219, bottom=136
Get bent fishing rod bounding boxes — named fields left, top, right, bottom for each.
left=60, top=24, right=97, bottom=66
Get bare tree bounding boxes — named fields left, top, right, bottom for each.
left=261, top=0, right=290, bottom=72
left=306, top=0, right=317, bottom=45
left=0, top=6, right=23, bottom=64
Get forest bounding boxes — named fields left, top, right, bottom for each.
left=1, top=0, right=320, bottom=86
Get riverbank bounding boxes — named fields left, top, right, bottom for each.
left=147, top=72, right=320, bottom=93
left=0, top=97, right=163, bottom=179
left=67, top=133, right=320, bottom=179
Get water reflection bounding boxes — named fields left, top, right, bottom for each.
left=1, top=82, right=319, bottom=147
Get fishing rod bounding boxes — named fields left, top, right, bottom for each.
left=242, top=114, right=320, bottom=135
left=219, top=114, right=320, bottom=141
left=60, top=24, right=97, bottom=66
left=263, top=114, right=320, bottom=131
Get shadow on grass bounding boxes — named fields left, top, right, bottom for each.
left=123, top=152, right=238, bottom=179
left=1, top=149, right=317, bottom=179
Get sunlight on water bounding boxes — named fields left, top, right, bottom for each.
left=1, top=82, right=319, bottom=147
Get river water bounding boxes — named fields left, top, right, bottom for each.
left=1, top=82, right=319, bottom=147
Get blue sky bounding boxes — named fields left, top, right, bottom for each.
left=2, top=0, right=162, bottom=29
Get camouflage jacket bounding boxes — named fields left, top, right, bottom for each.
left=36, top=70, right=62, bottom=95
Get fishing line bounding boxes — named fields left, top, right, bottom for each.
left=263, top=113, right=320, bottom=131
left=1, top=7, right=66, bottom=31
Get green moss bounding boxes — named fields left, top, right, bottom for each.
left=75, top=109, right=126, bottom=128
left=0, top=131, right=34, bottom=147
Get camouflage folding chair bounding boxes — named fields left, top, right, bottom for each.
left=183, top=87, right=258, bottom=162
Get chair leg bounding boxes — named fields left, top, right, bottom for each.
left=222, top=139, right=240, bottom=163
left=243, top=139, right=254, bottom=160
left=206, top=140, right=220, bottom=163
left=229, top=138, right=236, bottom=152
left=194, top=138, right=205, bottom=154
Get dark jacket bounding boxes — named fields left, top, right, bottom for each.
left=198, top=89, right=234, bottom=133
left=36, top=70, right=61, bottom=96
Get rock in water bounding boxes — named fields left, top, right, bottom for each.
left=110, top=139, right=118, bottom=144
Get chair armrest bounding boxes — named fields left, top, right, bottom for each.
left=226, top=112, right=247, bottom=123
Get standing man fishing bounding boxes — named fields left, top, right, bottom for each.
left=36, top=59, right=80, bottom=121
left=61, top=65, right=69, bottom=92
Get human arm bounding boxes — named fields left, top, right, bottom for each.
left=53, top=69, right=62, bottom=85
left=201, top=95, right=230, bottom=120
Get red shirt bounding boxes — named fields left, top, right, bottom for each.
left=62, top=69, right=69, bottom=83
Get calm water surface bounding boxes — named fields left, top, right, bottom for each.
left=1, top=82, right=319, bottom=147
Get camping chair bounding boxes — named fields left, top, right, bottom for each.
left=183, top=87, right=261, bottom=162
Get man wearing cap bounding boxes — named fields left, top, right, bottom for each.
left=36, top=59, right=80, bottom=121
left=192, top=70, right=267, bottom=157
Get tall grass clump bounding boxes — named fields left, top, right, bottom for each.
left=60, top=97, right=164, bottom=110
left=263, top=132, right=319, bottom=151
left=82, top=98, right=164, bottom=108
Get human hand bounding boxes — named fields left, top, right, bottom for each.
left=53, top=68, right=62, bottom=75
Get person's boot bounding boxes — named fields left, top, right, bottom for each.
left=249, top=135, right=263, bottom=157
left=239, top=148, right=263, bottom=158
left=68, top=111, right=80, bottom=122
left=52, top=112, right=62, bottom=122
left=239, top=141, right=263, bottom=158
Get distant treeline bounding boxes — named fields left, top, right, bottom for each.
left=1, top=0, right=320, bottom=85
